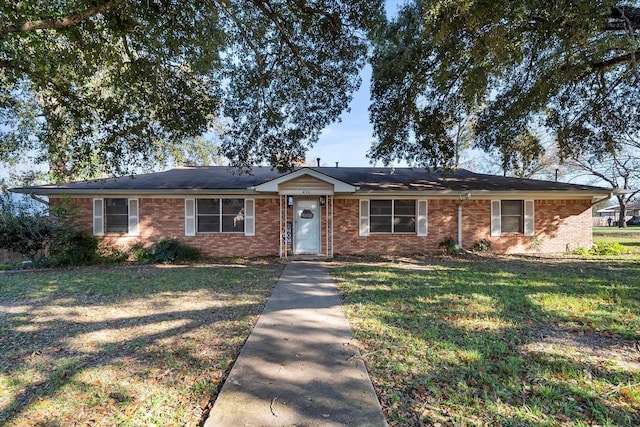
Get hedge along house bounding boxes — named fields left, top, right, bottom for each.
left=12, top=166, right=612, bottom=257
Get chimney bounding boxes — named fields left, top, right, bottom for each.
left=316, top=157, right=320, bottom=167
left=335, top=162, right=339, bottom=168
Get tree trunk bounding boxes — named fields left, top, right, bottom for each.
left=617, top=195, right=628, bottom=228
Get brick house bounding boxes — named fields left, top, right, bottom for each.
left=13, top=166, right=611, bottom=257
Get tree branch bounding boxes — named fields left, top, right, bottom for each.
left=0, top=0, right=123, bottom=36
left=248, top=0, right=323, bottom=74
left=590, top=50, right=640, bottom=71
left=614, top=6, right=640, bottom=82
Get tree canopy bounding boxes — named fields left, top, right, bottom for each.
left=0, top=0, right=382, bottom=181
left=369, top=0, right=640, bottom=171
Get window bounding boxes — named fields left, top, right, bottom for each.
left=93, top=198, right=138, bottom=236
left=369, top=200, right=416, bottom=233
left=105, top=198, right=129, bottom=233
left=196, top=198, right=245, bottom=233
left=491, top=200, right=534, bottom=237
left=501, top=200, right=523, bottom=234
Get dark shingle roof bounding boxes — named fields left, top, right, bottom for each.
left=12, top=166, right=611, bottom=195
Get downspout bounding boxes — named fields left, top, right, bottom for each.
left=458, top=193, right=471, bottom=248
left=29, top=193, right=49, bottom=206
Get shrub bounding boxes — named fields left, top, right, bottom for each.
left=590, top=241, right=633, bottom=255
left=0, top=194, right=53, bottom=259
left=140, top=239, right=203, bottom=264
left=438, top=236, right=460, bottom=255
left=95, top=245, right=131, bottom=263
left=48, top=230, right=99, bottom=267
left=572, top=247, right=590, bottom=255
left=573, top=242, right=633, bottom=256
left=472, top=239, right=493, bottom=253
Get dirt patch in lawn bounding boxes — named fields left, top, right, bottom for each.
left=523, top=327, right=640, bottom=371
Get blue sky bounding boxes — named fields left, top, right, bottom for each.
left=310, top=1, right=403, bottom=168
left=308, top=65, right=380, bottom=167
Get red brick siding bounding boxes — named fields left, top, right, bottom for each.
left=332, top=199, right=459, bottom=255
left=462, top=199, right=593, bottom=253
left=51, top=196, right=594, bottom=257
left=50, top=197, right=93, bottom=232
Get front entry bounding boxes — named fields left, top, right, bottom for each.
left=294, top=199, right=320, bottom=254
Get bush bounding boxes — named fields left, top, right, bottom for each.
left=573, top=247, right=590, bottom=255
left=0, top=194, right=53, bottom=259
left=590, top=241, right=633, bottom=255
left=48, top=230, right=99, bottom=267
left=472, top=239, right=493, bottom=253
left=573, top=242, right=633, bottom=256
left=139, top=239, right=203, bottom=264
left=438, top=236, right=460, bottom=255
left=95, top=244, right=131, bottom=263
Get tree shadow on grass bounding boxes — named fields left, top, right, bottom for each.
left=0, top=264, right=282, bottom=426
left=334, top=256, right=640, bottom=426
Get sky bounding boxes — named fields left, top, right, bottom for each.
left=309, top=0, right=403, bottom=168
left=308, top=65, right=381, bottom=168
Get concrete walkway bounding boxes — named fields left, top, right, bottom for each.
left=205, top=261, right=388, bottom=427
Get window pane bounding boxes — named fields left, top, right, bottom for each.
left=198, top=199, right=219, bottom=215
left=394, top=216, right=416, bottom=233
left=106, top=198, right=128, bottom=215
left=370, top=200, right=392, bottom=215
left=222, top=198, right=244, bottom=214
left=501, top=216, right=523, bottom=233
left=394, top=200, right=415, bottom=216
left=197, top=216, right=220, bottom=233
left=222, top=215, right=244, bottom=232
left=106, top=215, right=128, bottom=233
left=501, top=200, right=523, bottom=215
left=370, top=215, right=392, bottom=233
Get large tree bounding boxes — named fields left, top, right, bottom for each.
left=369, top=0, right=640, bottom=170
left=0, top=0, right=381, bottom=181
left=566, top=142, right=640, bottom=227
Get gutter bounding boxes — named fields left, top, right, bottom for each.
left=590, top=193, right=613, bottom=207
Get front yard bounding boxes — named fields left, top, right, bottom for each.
left=333, top=256, right=640, bottom=426
left=0, top=262, right=283, bottom=426
left=2, top=253, right=639, bottom=427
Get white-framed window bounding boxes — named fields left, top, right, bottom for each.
left=491, top=200, right=534, bottom=237
left=184, top=198, right=255, bottom=236
left=359, top=199, right=428, bottom=236
left=93, top=198, right=139, bottom=236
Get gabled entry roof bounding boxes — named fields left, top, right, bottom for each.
left=252, top=168, right=357, bottom=193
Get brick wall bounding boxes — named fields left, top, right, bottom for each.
left=332, top=198, right=458, bottom=255
left=52, top=196, right=594, bottom=257
left=461, top=199, right=593, bottom=253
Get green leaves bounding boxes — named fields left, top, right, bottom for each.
left=0, top=1, right=382, bottom=180
left=369, top=0, right=640, bottom=171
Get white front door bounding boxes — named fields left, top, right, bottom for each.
left=294, top=199, right=320, bottom=254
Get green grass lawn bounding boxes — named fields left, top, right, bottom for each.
left=333, top=256, right=640, bottom=426
left=0, top=262, right=283, bottom=426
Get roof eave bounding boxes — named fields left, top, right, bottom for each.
left=10, top=188, right=262, bottom=196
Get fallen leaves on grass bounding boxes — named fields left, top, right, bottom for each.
left=0, top=263, right=283, bottom=426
